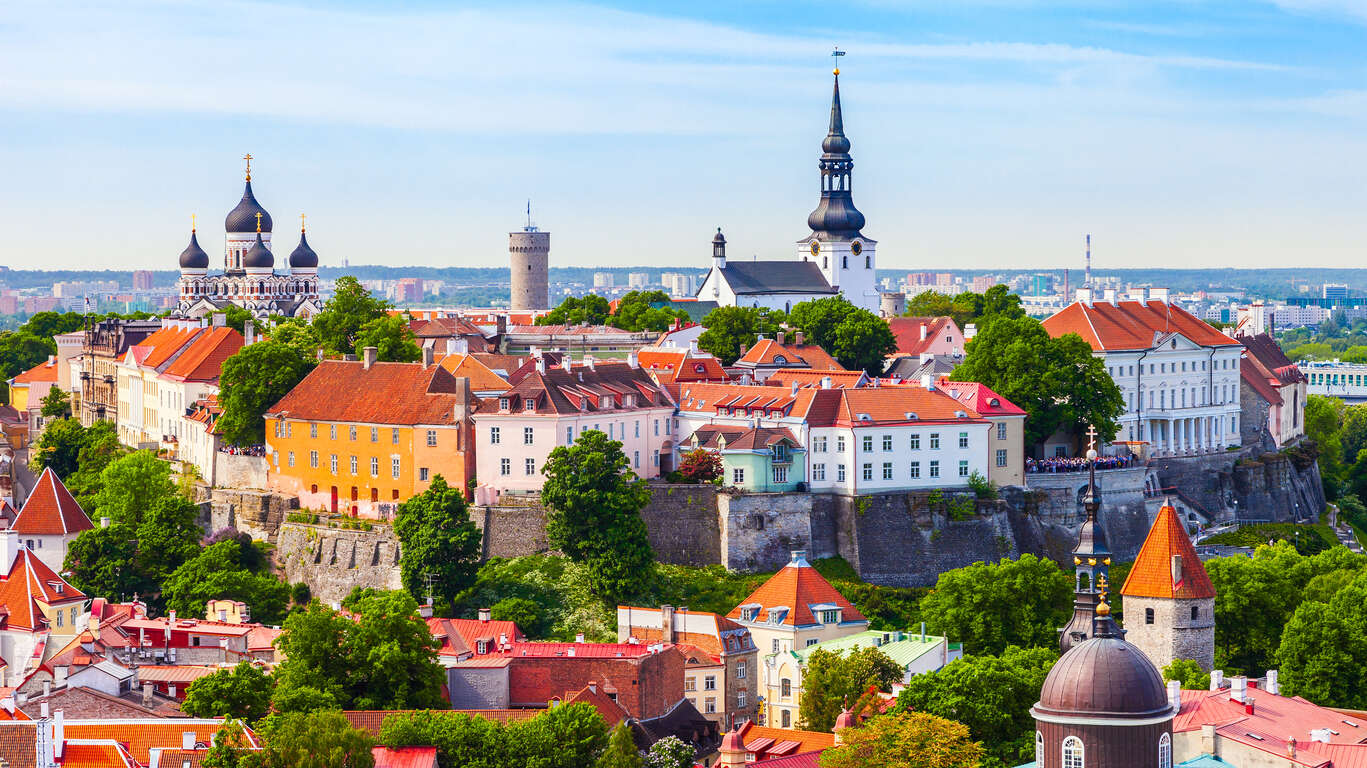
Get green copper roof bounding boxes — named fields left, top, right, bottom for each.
left=798, top=630, right=945, bottom=669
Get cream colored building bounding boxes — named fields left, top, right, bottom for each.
left=723, top=551, right=869, bottom=729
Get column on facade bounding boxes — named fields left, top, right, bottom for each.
left=1194, top=417, right=1203, bottom=453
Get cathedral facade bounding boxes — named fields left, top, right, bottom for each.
left=176, top=159, right=322, bottom=320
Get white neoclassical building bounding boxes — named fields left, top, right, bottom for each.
left=1043, top=299, right=1244, bottom=457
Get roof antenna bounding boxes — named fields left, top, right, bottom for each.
left=524, top=199, right=537, bottom=233
left=1084, top=234, right=1092, bottom=294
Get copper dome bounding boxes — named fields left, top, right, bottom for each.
left=1034, top=636, right=1170, bottom=720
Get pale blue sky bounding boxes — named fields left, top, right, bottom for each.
left=0, top=0, right=1364, bottom=272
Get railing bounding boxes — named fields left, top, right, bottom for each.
left=1025, top=456, right=1140, bottom=474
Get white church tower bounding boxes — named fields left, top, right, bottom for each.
left=798, top=57, right=878, bottom=313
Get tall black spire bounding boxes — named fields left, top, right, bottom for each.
left=1059, top=426, right=1114, bottom=652
left=806, top=66, right=865, bottom=240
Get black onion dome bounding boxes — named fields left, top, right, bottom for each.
left=243, top=233, right=274, bottom=269
left=178, top=231, right=210, bottom=269
left=713, top=228, right=726, bottom=245
left=225, top=180, right=273, bottom=233
left=1035, top=635, right=1170, bottom=720
left=807, top=72, right=865, bottom=239
left=289, top=231, right=319, bottom=268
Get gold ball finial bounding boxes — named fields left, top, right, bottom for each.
left=191, top=213, right=196, bottom=233
left=833, top=67, right=840, bottom=76
left=300, top=213, right=307, bottom=233
left=1096, top=600, right=1111, bottom=617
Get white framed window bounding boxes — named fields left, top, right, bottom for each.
left=862, top=435, right=873, bottom=452
left=370, top=456, right=379, bottom=476
left=1036, top=732, right=1043, bottom=762
left=732, top=468, right=745, bottom=484
left=836, top=436, right=846, bottom=452
left=910, top=462, right=920, bottom=479
left=814, top=436, right=827, bottom=452
left=392, top=428, right=400, bottom=444
left=635, top=421, right=640, bottom=438
left=737, top=661, right=747, bottom=679
left=419, top=467, right=429, bottom=482
left=392, top=457, right=400, bottom=478
left=634, top=451, right=640, bottom=468
left=704, top=697, right=716, bottom=714
left=910, top=433, right=920, bottom=450
left=330, top=424, right=337, bottom=440
left=996, top=449, right=1008, bottom=467
left=500, top=458, right=511, bottom=476
left=370, top=427, right=379, bottom=442
left=426, top=430, right=438, bottom=447
left=349, top=455, right=358, bottom=475
left=772, top=466, right=787, bottom=483
left=882, top=434, right=893, bottom=451
left=959, top=432, right=969, bottom=449
left=837, top=464, right=846, bottom=482
left=862, top=463, right=873, bottom=481
left=330, top=454, right=337, bottom=475
left=525, top=457, right=536, bottom=475
left=930, top=460, right=940, bottom=478
left=1062, top=736, right=1084, bottom=768
left=704, top=676, right=716, bottom=691
left=737, top=690, right=746, bottom=707
left=566, top=426, right=574, bottom=444
left=1159, top=733, right=1171, bottom=768
left=490, top=427, right=501, bottom=444
left=959, top=460, right=969, bottom=477
left=310, top=450, right=319, bottom=469
left=524, top=426, right=534, bottom=445
left=882, top=462, right=892, bottom=480
left=930, top=433, right=940, bottom=449
left=310, top=423, right=318, bottom=439
left=812, top=463, right=826, bottom=481
left=350, top=426, right=358, bottom=441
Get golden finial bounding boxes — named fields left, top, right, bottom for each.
left=1103, top=557, right=1112, bottom=565
left=1073, top=556, right=1081, bottom=565
left=191, top=213, right=196, bottom=233
left=1096, top=599, right=1111, bottom=617
left=1097, top=574, right=1109, bottom=590
left=255, top=212, right=263, bottom=233
left=300, top=213, right=307, bottom=233
left=1087, top=557, right=1097, bottom=566
left=243, top=153, right=253, bottom=181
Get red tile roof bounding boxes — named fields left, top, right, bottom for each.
left=726, top=555, right=865, bottom=628
left=687, top=425, right=799, bottom=452
left=1042, top=300, right=1239, bottom=352
left=426, top=616, right=525, bottom=657
left=938, top=381, right=1027, bottom=417
left=501, top=642, right=660, bottom=659
left=1239, top=333, right=1305, bottom=386
left=738, top=339, right=843, bottom=371
left=372, top=746, right=438, bottom=768
left=671, top=382, right=838, bottom=425
left=1120, top=501, right=1216, bottom=600
left=734, top=722, right=835, bottom=757
left=131, top=665, right=220, bottom=684
left=1176, top=687, right=1367, bottom=767
left=13, top=467, right=93, bottom=535
left=58, top=742, right=138, bottom=768
left=635, top=349, right=730, bottom=385
left=476, top=361, right=670, bottom=416
left=560, top=683, right=631, bottom=726
left=435, top=354, right=512, bottom=394
left=131, top=326, right=204, bottom=369
left=617, top=607, right=754, bottom=660
left=266, top=361, right=474, bottom=426
left=160, top=327, right=244, bottom=383
left=63, top=720, right=256, bottom=763
left=0, top=549, right=86, bottom=630
left=829, top=386, right=985, bottom=427
left=1241, top=358, right=1283, bottom=407
left=11, top=358, right=58, bottom=385
left=765, top=369, right=868, bottom=389
left=887, top=316, right=959, bottom=357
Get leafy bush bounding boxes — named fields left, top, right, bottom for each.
left=1202, top=524, right=1339, bottom=555
left=967, top=471, right=997, bottom=499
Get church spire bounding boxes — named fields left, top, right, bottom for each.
left=806, top=50, right=864, bottom=240
left=1059, top=425, right=1114, bottom=652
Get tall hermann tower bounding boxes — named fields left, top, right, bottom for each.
left=799, top=52, right=878, bottom=313
left=509, top=203, right=550, bottom=311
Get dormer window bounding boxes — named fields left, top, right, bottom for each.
left=499, top=398, right=510, bottom=411
left=821, top=609, right=838, bottom=624
left=693, top=363, right=706, bottom=374
left=523, top=398, right=535, bottom=412
left=476, top=640, right=488, bottom=654
left=772, top=355, right=788, bottom=365
left=740, top=606, right=759, bottom=622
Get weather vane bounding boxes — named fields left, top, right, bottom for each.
left=831, top=46, right=845, bottom=75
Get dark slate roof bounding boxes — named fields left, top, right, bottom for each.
left=289, top=230, right=319, bottom=269
left=885, top=354, right=959, bottom=380
left=668, top=300, right=717, bottom=323
left=178, top=231, right=210, bottom=269
left=243, top=233, right=274, bottom=270
left=225, top=180, right=272, bottom=233
left=718, top=261, right=834, bottom=296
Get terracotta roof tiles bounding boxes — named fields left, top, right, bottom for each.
left=160, top=327, right=244, bottom=382
left=266, top=360, right=474, bottom=426
left=11, top=358, right=58, bottom=385
left=937, top=381, right=1027, bottom=417
left=13, top=467, right=93, bottom=535
left=1120, top=501, right=1216, bottom=600
left=132, top=326, right=204, bottom=370
left=0, top=549, right=86, bottom=630
left=63, top=720, right=255, bottom=763
left=887, top=316, right=958, bottom=357
left=737, top=339, right=843, bottom=371
left=1042, top=300, right=1239, bottom=352
left=726, top=555, right=865, bottom=628
left=435, top=354, right=512, bottom=394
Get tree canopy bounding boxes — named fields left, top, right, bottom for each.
left=799, top=645, right=902, bottom=731
left=537, top=295, right=611, bottom=327
left=609, top=291, right=689, bottom=332
left=355, top=314, right=422, bottom=363
left=40, top=386, right=71, bottom=419
left=380, top=703, right=609, bottom=768
left=696, top=306, right=785, bottom=365
left=819, top=711, right=986, bottom=768
left=181, top=661, right=274, bottom=722
left=312, top=276, right=393, bottom=355
left=904, top=286, right=1023, bottom=331
left=251, top=710, right=376, bottom=768
left=541, top=430, right=655, bottom=604
left=787, top=296, right=897, bottom=375
left=216, top=341, right=316, bottom=446
left=394, top=475, right=483, bottom=612
left=918, top=554, right=1071, bottom=655
left=163, top=540, right=293, bottom=625
left=953, top=315, right=1124, bottom=447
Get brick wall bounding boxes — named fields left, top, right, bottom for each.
left=506, top=646, right=685, bottom=719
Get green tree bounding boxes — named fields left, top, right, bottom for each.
left=896, top=645, right=1055, bottom=768
left=799, top=646, right=902, bottom=731
left=394, top=475, right=483, bottom=612
left=19, top=310, right=84, bottom=340
left=29, top=418, right=86, bottom=476
left=538, top=295, right=612, bottom=327
left=541, top=430, right=655, bottom=604
left=490, top=597, right=540, bottom=634
left=355, top=314, right=422, bottom=362
left=508, top=702, right=610, bottom=768
left=0, top=331, right=57, bottom=401
left=644, top=737, right=694, bottom=768
left=272, top=591, right=445, bottom=712
left=1341, top=404, right=1367, bottom=465
left=953, top=316, right=1124, bottom=447
left=904, top=291, right=961, bottom=324
left=201, top=719, right=259, bottom=768
left=1306, top=394, right=1346, bottom=497
left=313, top=276, right=392, bottom=355
left=67, top=420, right=125, bottom=499
left=40, top=386, right=71, bottom=420
left=269, top=317, right=323, bottom=361
left=919, top=554, right=1071, bottom=655
left=222, top=305, right=261, bottom=334
left=595, top=722, right=642, bottom=768
left=610, top=291, right=687, bottom=333
left=381, top=710, right=510, bottom=768
left=977, top=285, right=1026, bottom=327
left=1162, top=659, right=1211, bottom=691
left=216, top=341, right=316, bottom=446
left=787, top=296, right=896, bottom=375
left=163, top=541, right=292, bottom=625
left=63, top=525, right=142, bottom=601
left=819, top=711, right=985, bottom=768
left=1276, top=601, right=1365, bottom=707
left=181, top=661, right=274, bottom=722
left=697, top=306, right=785, bottom=364
left=254, top=710, right=375, bottom=768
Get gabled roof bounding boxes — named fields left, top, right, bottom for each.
left=828, top=386, right=985, bottom=427
left=160, top=327, right=244, bottom=383
left=1241, top=358, right=1283, bottom=407
left=473, top=361, right=669, bottom=417
left=726, top=553, right=865, bottom=628
left=13, top=467, right=94, bottom=535
left=435, top=354, right=512, bottom=394
left=1121, top=501, right=1216, bottom=600
left=1042, top=300, right=1239, bottom=352
left=1176, top=686, right=1367, bottom=766
left=11, top=358, right=58, bottom=386
left=715, top=261, right=836, bottom=296
left=672, top=382, right=841, bottom=425
left=887, top=316, right=960, bottom=356
left=618, top=607, right=755, bottom=660
left=266, top=361, right=475, bottom=426
left=938, top=381, right=1027, bottom=417
left=766, top=369, right=867, bottom=389
left=635, top=349, right=730, bottom=385
left=425, top=616, right=525, bottom=657
left=737, top=339, right=843, bottom=371
left=688, top=425, right=800, bottom=452
left=129, top=326, right=204, bottom=370
left=1238, top=332, right=1305, bottom=386
left=0, top=549, right=87, bottom=630
left=57, top=742, right=139, bottom=768
left=63, top=720, right=256, bottom=763
left=372, top=746, right=439, bottom=768
left=733, top=721, right=835, bottom=756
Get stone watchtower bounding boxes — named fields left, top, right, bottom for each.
left=1120, top=499, right=1216, bottom=672
left=509, top=211, right=550, bottom=312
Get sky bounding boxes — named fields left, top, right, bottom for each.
left=0, top=0, right=1364, bottom=273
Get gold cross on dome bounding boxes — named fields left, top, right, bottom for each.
left=191, top=213, right=196, bottom=232
left=255, top=212, right=263, bottom=232
left=1086, top=424, right=1098, bottom=452
left=243, top=153, right=253, bottom=181
left=300, top=213, right=307, bottom=232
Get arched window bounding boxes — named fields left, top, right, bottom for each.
left=842, top=256, right=848, bottom=269
left=1191, top=606, right=1199, bottom=621
left=1159, top=733, right=1171, bottom=768
left=865, top=255, right=871, bottom=269
left=1062, top=736, right=1084, bottom=768
left=1145, top=608, right=1155, bottom=625
left=1036, top=731, right=1043, bottom=762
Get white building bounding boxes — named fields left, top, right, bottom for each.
left=1043, top=300, right=1244, bottom=457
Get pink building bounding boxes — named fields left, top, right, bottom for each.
left=886, top=316, right=965, bottom=358
left=471, top=355, right=677, bottom=498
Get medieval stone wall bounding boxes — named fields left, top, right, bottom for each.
left=275, top=522, right=403, bottom=606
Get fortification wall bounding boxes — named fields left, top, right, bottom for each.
left=214, top=454, right=269, bottom=489
left=275, top=523, right=403, bottom=606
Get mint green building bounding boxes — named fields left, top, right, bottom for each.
left=685, top=424, right=806, bottom=493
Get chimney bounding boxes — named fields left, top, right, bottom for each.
left=776, top=331, right=786, bottom=346
left=183, top=731, right=197, bottom=750
left=43, top=680, right=51, bottom=697
left=627, top=351, right=639, bottom=369
left=791, top=381, right=800, bottom=396
left=795, top=331, right=805, bottom=346
left=100, top=516, right=111, bottom=529
left=821, top=376, right=832, bottom=390
left=1244, top=698, right=1255, bottom=715
left=688, top=339, right=699, bottom=354
left=496, top=315, right=507, bottom=336
left=418, top=601, right=433, bottom=619
left=1171, top=554, right=1183, bottom=586
left=1201, top=724, right=1216, bottom=754
left=478, top=608, right=492, bottom=623
left=452, top=377, right=470, bottom=422
left=661, top=605, right=675, bottom=644
left=143, top=682, right=153, bottom=707
left=921, top=374, right=935, bottom=391
left=362, top=346, right=378, bottom=370
left=575, top=633, right=586, bottom=644
left=169, top=684, right=177, bottom=699
left=1288, top=738, right=1297, bottom=759
left=244, top=323, right=255, bottom=346
left=1210, top=669, right=1224, bottom=691
left=1230, top=675, right=1247, bottom=703
left=1167, top=680, right=1181, bottom=712
left=536, top=355, right=547, bottom=374
left=1266, top=669, right=1279, bottom=695
left=54, top=666, right=68, bottom=684
left=0, top=526, right=18, bottom=573
left=563, top=354, right=573, bottom=372
left=920, top=324, right=928, bottom=341
left=422, top=345, right=435, bottom=368
left=584, top=355, right=595, bottom=371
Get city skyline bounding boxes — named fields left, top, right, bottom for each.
left=1, top=0, right=1365, bottom=272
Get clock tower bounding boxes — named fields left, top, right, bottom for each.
left=798, top=56, right=878, bottom=313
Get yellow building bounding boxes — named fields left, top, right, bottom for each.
left=264, top=351, right=483, bottom=517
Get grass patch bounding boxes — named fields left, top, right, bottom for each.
left=1203, top=523, right=1340, bottom=555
